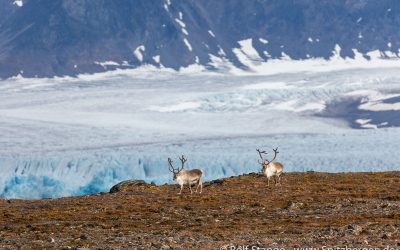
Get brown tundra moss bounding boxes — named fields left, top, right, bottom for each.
left=0, top=172, right=399, bottom=249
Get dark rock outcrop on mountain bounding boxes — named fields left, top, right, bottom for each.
left=0, top=0, right=399, bottom=78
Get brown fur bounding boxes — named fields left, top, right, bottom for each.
left=185, top=169, right=203, bottom=179
left=271, top=162, right=283, bottom=172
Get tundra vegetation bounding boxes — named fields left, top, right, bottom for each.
left=0, top=172, right=399, bottom=249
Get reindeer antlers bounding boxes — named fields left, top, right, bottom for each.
left=168, top=155, right=187, bottom=173
left=178, top=155, right=187, bottom=172
left=256, top=149, right=267, bottom=164
left=168, top=158, right=175, bottom=173
left=256, top=149, right=267, bottom=157
left=256, top=147, right=279, bottom=164
left=267, top=147, right=279, bottom=164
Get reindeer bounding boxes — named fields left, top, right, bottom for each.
left=168, top=155, right=203, bottom=194
left=256, top=148, right=284, bottom=186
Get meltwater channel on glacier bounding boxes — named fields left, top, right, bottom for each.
left=0, top=67, right=399, bottom=199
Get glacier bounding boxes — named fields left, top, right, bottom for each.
left=0, top=66, right=400, bottom=199
left=1, top=130, right=400, bottom=199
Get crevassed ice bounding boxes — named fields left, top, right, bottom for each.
left=1, top=66, right=400, bottom=199
left=1, top=129, right=399, bottom=199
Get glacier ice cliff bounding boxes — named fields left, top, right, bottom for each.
left=1, top=130, right=399, bottom=199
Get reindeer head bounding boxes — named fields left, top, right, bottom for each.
left=168, top=155, right=187, bottom=180
left=256, top=149, right=267, bottom=171
left=256, top=148, right=279, bottom=171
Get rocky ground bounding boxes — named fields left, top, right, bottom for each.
left=0, top=172, right=399, bottom=249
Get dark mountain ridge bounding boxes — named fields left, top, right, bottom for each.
left=0, top=0, right=399, bottom=79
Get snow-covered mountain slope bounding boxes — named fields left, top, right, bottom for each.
left=0, top=67, right=399, bottom=198
left=1, top=0, right=400, bottom=78
left=0, top=0, right=399, bottom=199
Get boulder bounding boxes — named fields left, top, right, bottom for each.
left=206, top=179, right=224, bottom=187
left=109, top=180, right=147, bottom=193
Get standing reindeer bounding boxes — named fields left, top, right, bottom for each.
left=256, top=148, right=284, bottom=186
left=168, top=155, right=203, bottom=194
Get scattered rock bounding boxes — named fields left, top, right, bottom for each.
left=347, top=224, right=363, bottom=236
left=207, top=179, right=224, bottom=187
left=80, top=234, right=88, bottom=240
left=160, top=244, right=171, bottom=250
left=109, top=180, right=147, bottom=193
left=289, top=202, right=306, bottom=210
left=281, top=200, right=293, bottom=209
left=248, top=172, right=260, bottom=177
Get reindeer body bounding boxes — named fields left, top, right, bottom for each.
left=262, top=161, right=283, bottom=186
left=174, top=169, right=203, bottom=194
left=168, top=156, right=203, bottom=194
left=257, top=148, right=284, bottom=186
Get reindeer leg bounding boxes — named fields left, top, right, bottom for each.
left=267, top=177, right=270, bottom=187
left=199, top=181, right=203, bottom=194
left=178, top=184, right=183, bottom=195
left=275, top=176, right=278, bottom=186
left=195, top=179, right=200, bottom=193
left=189, top=183, right=193, bottom=194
